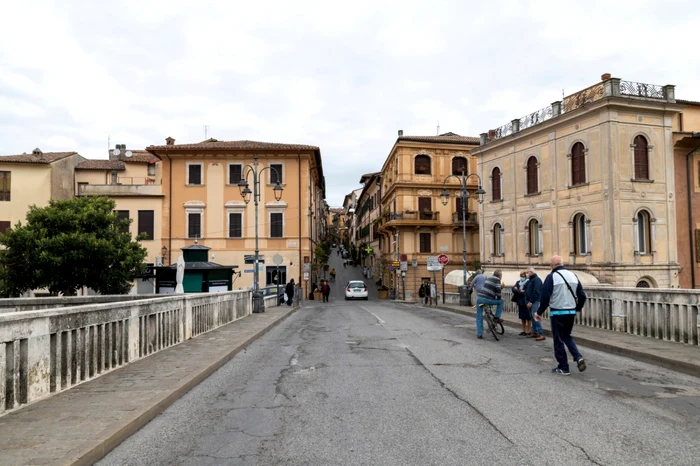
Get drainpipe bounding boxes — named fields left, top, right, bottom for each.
left=686, top=133, right=700, bottom=288
left=165, top=150, right=172, bottom=265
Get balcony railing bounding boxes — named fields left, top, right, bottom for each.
left=78, top=183, right=163, bottom=197
left=117, top=177, right=157, bottom=185
left=452, top=211, right=478, bottom=225
left=382, top=211, right=440, bottom=226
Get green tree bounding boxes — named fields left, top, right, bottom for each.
left=0, top=196, right=147, bottom=297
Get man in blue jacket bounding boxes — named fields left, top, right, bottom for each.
left=524, top=267, right=545, bottom=341
left=536, top=255, right=587, bottom=375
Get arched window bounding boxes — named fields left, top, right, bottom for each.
left=637, top=210, right=651, bottom=254
left=528, top=219, right=540, bottom=256
left=414, top=155, right=431, bottom=175
left=571, top=142, right=586, bottom=186
left=493, top=223, right=503, bottom=256
left=634, top=135, right=649, bottom=180
left=526, top=156, right=538, bottom=195
left=573, top=213, right=588, bottom=255
left=492, top=167, right=501, bottom=201
left=636, top=280, right=651, bottom=288
left=452, top=157, right=467, bottom=176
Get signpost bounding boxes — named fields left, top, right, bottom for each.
left=438, top=254, right=448, bottom=304
left=273, top=254, right=284, bottom=307
left=426, top=256, right=442, bottom=271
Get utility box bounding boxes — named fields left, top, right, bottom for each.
left=459, top=285, right=470, bottom=306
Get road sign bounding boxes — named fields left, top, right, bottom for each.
left=273, top=253, right=284, bottom=265
left=400, top=254, right=407, bottom=261
left=244, top=255, right=265, bottom=264
left=304, top=272, right=309, bottom=281
left=392, top=261, right=400, bottom=267
left=438, top=254, right=449, bottom=266
left=388, top=265, right=394, bottom=272
left=244, top=269, right=255, bottom=274
left=427, top=256, right=442, bottom=271
left=400, top=261, right=408, bottom=271
left=411, top=259, right=418, bottom=267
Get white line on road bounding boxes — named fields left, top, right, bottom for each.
left=360, top=306, right=385, bottom=324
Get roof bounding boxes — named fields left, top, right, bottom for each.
left=162, top=262, right=237, bottom=270
left=0, top=151, right=78, bottom=164
left=76, top=160, right=126, bottom=171
left=146, top=138, right=320, bottom=152
left=359, top=172, right=381, bottom=183
left=397, top=132, right=480, bottom=145
left=678, top=99, right=700, bottom=107
left=115, top=150, right=160, bottom=163
left=182, top=244, right=211, bottom=251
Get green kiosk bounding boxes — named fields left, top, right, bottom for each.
left=155, top=243, right=238, bottom=294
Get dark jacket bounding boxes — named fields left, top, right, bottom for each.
left=524, top=273, right=542, bottom=304
left=540, top=266, right=587, bottom=313
left=512, top=280, right=528, bottom=306
left=285, top=281, right=295, bottom=297
left=321, top=283, right=331, bottom=295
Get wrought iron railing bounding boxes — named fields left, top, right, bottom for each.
left=562, top=82, right=605, bottom=113
left=619, top=80, right=665, bottom=100
left=519, top=104, right=555, bottom=131
left=492, top=121, right=514, bottom=140
left=452, top=212, right=478, bottom=224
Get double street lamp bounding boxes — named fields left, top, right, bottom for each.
left=238, top=155, right=283, bottom=313
left=440, top=169, right=485, bottom=303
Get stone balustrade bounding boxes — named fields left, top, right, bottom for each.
left=0, top=294, right=163, bottom=313
left=442, top=285, right=699, bottom=347
left=0, top=290, right=268, bottom=415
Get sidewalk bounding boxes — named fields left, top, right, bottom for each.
left=0, top=305, right=299, bottom=466
left=435, top=303, right=700, bottom=377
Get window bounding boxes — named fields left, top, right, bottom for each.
left=229, top=212, right=242, bottom=238
left=526, top=157, right=538, bottom=195
left=111, top=171, right=118, bottom=184
left=188, top=164, right=202, bottom=185
left=0, top=221, right=10, bottom=234
left=414, top=155, right=431, bottom=175
left=266, top=266, right=286, bottom=286
left=573, top=213, right=588, bottom=255
left=0, top=171, right=10, bottom=201
left=571, top=142, right=586, bottom=186
left=229, top=164, right=243, bottom=185
left=418, top=197, right=432, bottom=220
left=270, top=164, right=283, bottom=184
left=637, top=210, right=651, bottom=254
left=188, top=212, right=202, bottom=238
left=456, top=196, right=466, bottom=221
left=636, top=280, right=651, bottom=288
left=419, top=232, right=431, bottom=253
left=138, top=210, right=154, bottom=240
left=528, top=219, right=540, bottom=256
left=148, top=164, right=156, bottom=176
left=270, top=212, right=283, bottom=238
left=634, top=135, right=649, bottom=180
left=491, top=167, right=501, bottom=201
left=116, top=210, right=130, bottom=235
left=452, top=157, right=467, bottom=176
left=493, top=223, right=503, bottom=256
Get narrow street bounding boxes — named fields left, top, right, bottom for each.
left=100, top=251, right=700, bottom=465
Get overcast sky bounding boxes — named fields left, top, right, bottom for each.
left=2, top=0, right=699, bottom=206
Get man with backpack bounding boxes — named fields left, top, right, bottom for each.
left=536, top=255, right=587, bottom=376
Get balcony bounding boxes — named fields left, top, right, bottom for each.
left=78, top=183, right=163, bottom=197
left=380, top=211, right=440, bottom=229
left=452, top=211, right=478, bottom=227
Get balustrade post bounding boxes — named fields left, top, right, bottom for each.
left=511, top=119, right=520, bottom=133
left=551, top=101, right=561, bottom=117
left=183, top=295, right=193, bottom=340
left=128, top=305, right=140, bottom=362
left=663, top=84, right=676, bottom=103
left=479, top=133, right=488, bottom=146
left=611, top=290, right=627, bottom=332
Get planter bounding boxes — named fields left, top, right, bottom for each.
left=313, top=291, right=322, bottom=301
left=377, top=290, right=389, bottom=299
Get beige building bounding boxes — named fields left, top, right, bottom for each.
left=378, top=132, right=481, bottom=299
left=355, top=172, right=382, bottom=276
left=146, top=137, right=326, bottom=295
left=0, top=148, right=84, bottom=233
left=473, top=74, right=687, bottom=288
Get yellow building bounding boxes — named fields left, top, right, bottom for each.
left=356, top=172, right=382, bottom=276
left=146, top=137, right=326, bottom=295
left=378, top=132, right=481, bottom=299
left=0, top=148, right=85, bottom=233
left=473, top=74, right=684, bottom=288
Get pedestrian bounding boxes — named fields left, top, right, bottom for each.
left=285, top=278, right=295, bottom=306
left=469, top=270, right=487, bottom=308
left=418, top=283, right=426, bottom=304
left=536, top=255, right=587, bottom=375
left=525, top=267, right=545, bottom=341
left=475, top=270, right=505, bottom=339
left=321, top=280, right=331, bottom=303
left=513, top=271, right=530, bottom=336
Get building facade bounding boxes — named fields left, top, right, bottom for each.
left=473, top=75, right=689, bottom=288
left=355, top=172, right=382, bottom=277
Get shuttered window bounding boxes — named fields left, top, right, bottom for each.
left=634, top=135, right=649, bottom=180
left=229, top=213, right=242, bottom=238
left=229, top=164, right=243, bottom=184
left=188, top=213, right=202, bottom=239
left=270, top=213, right=283, bottom=238
left=415, top=155, right=431, bottom=175
left=571, top=143, right=586, bottom=186
left=0, top=171, right=10, bottom=201
left=116, top=210, right=130, bottom=234
left=188, top=164, right=202, bottom=185
left=452, top=157, right=467, bottom=176
left=270, top=164, right=283, bottom=184
left=138, top=210, right=154, bottom=240
left=491, top=167, right=501, bottom=201
left=526, top=157, right=538, bottom=194
left=419, top=232, right=431, bottom=253
left=418, top=197, right=432, bottom=220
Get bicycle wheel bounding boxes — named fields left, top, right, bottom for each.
left=495, top=320, right=505, bottom=335
left=484, top=309, right=499, bottom=341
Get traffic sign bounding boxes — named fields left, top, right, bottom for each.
left=304, top=272, right=309, bottom=281
left=392, top=261, right=400, bottom=267
left=427, top=256, right=442, bottom=271
left=411, top=259, right=418, bottom=267
left=400, top=261, right=408, bottom=271
left=438, top=254, right=449, bottom=266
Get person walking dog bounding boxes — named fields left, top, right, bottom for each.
left=536, top=256, right=587, bottom=375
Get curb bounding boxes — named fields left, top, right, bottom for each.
left=434, top=305, right=700, bottom=378
left=71, top=305, right=301, bottom=466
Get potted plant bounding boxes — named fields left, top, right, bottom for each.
left=377, top=284, right=390, bottom=299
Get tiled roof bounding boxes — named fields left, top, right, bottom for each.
left=0, top=151, right=78, bottom=164
left=124, top=151, right=160, bottom=163
left=678, top=99, right=700, bottom=106
left=147, top=138, right=320, bottom=151
left=76, top=160, right=126, bottom=170
left=398, top=133, right=480, bottom=145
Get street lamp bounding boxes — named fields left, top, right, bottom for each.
left=440, top=169, right=485, bottom=305
left=238, top=155, right=284, bottom=313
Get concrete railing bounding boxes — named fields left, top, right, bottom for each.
left=0, top=290, right=255, bottom=415
left=443, top=285, right=700, bottom=347
left=0, top=295, right=164, bottom=313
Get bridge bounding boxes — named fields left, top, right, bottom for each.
left=0, top=254, right=699, bottom=465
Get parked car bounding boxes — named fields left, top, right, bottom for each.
left=345, top=280, right=368, bottom=300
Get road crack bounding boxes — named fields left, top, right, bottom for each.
left=555, top=434, right=603, bottom=465
left=405, top=348, right=514, bottom=446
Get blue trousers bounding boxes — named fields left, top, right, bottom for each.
left=551, top=314, right=582, bottom=371
left=530, top=302, right=543, bottom=335
left=476, top=297, right=503, bottom=336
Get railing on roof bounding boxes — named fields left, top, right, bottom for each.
left=619, top=80, right=666, bottom=100
left=519, top=104, right=556, bottom=131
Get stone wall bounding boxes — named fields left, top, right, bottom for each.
left=0, top=295, right=163, bottom=313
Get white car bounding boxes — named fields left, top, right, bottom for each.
left=345, top=280, right=368, bottom=300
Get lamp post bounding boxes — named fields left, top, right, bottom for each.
left=440, top=169, right=485, bottom=305
left=238, top=155, right=283, bottom=313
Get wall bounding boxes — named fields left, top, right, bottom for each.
left=113, top=197, right=164, bottom=263
left=0, top=163, right=52, bottom=228
left=50, top=154, right=84, bottom=200
left=0, top=294, right=161, bottom=313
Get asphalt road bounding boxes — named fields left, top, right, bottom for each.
left=100, top=250, right=700, bottom=465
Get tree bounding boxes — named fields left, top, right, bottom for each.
left=0, top=196, right=148, bottom=297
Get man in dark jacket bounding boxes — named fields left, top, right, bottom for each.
left=321, top=280, right=331, bottom=303
left=536, top=255, right=587, bottom=375
left=524, top=267, right=545, bottom=341
left=285, top=279, right=295, bottom=306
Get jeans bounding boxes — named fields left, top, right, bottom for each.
left=475, top=297, right=504, bottom=336
left=550, top=314, right=582, bottom=372
left=530, top=302, right=543, bottom=335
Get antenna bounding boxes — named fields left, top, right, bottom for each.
left=437, top=118, right=440, bottom=136
left=108, top=135, right=110, bottom=150
left=204, top=125, right=209, bottom=139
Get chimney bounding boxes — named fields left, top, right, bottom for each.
left=32, top=148, right=45, bottom=161
left=166, top=136, right=175, bottom=145
left=601, top=73, right=612, bottom=81
left=398, top=130, right=403, bottom=137
left=112, top=144, right=126, bottom=161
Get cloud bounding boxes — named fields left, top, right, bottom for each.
left=1, top=0, right=699, bottom=206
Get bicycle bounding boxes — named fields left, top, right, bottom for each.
left=479, top=303, right=505, bottom=341
left=330, top=275, right=336, bottom=282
